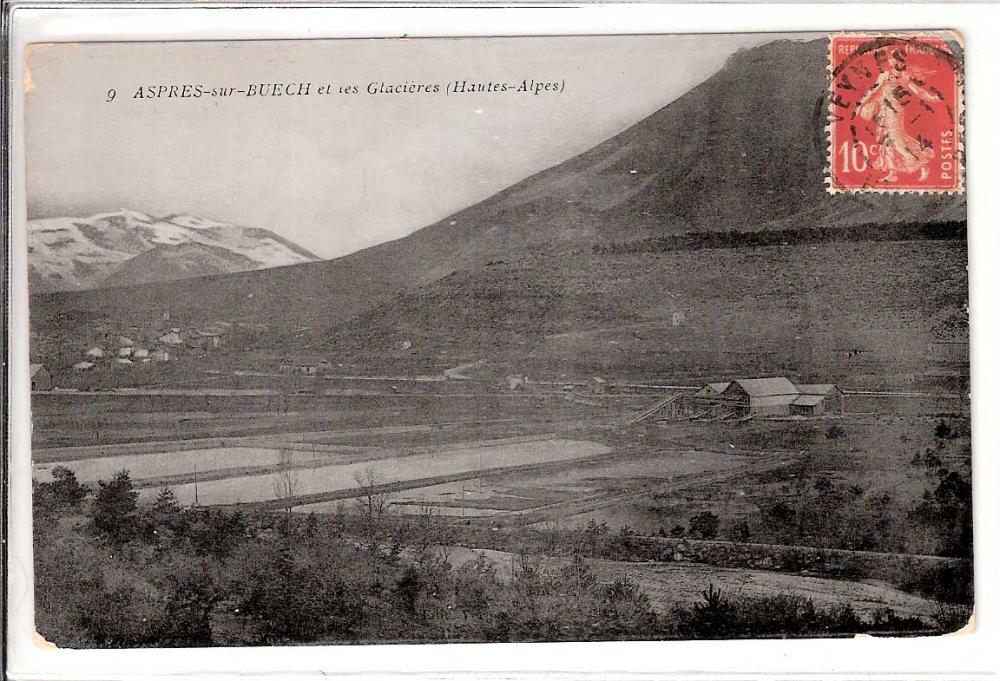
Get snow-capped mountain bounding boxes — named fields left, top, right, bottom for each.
left=27, top=210, right=320, bottom=292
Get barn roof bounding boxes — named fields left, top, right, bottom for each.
left=706, top=382, right=731, bottom=393
left=792, top=394, right=826, bottom=406
left=30, top=363, right=46, bottom=377
left=731, top=377, right=799, bottom=397
left=796, top=383, right=838, bottom=395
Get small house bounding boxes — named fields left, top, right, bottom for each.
left=506, top=374, right=528, bottom=392
left=72, top=361, right=95, bottom=371
left=590, top=377, right=608, bottom=395
left=133, top=347, right=150, bottom=359
left=187, top=334, right=211, bottom=350
left=794, top=384, right=844, bottom=415
left=196, top=326, right=227, bottom=349
left=30, top=364, right=52, bottom=391
left=280, top=356, right=333, bottom=376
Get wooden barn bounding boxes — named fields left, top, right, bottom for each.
left=691, top=381, right=733, bottom=416
left=793, top=383, right=844, bottom=415
left=722, top=377, right=801, bottom=416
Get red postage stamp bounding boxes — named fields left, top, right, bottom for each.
left=828, top=32, right=964, bottom=193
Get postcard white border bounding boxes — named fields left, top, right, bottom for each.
left=6, top=3, right=1000, bottom=681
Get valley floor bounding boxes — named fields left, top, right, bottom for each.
left=31, top=382, right=972, bottom=643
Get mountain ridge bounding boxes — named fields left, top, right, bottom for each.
left=28, top=210, right=320, bottom=293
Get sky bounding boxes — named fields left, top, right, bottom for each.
left=25, top=34, right=790, bottom=259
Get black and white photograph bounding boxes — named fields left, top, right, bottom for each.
left=21, top=31, right=972, bottom=648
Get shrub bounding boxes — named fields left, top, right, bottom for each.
left=934, top=420, right=954, bottom=439
left=670, top=583, right=928, bottom=639
left=902, top=562, right=974, bottom=605
left=688, top=511, right=720, bottom=540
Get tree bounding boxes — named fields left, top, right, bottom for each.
left=272, top=449, right=299, bottom=518
left=49, top=466, right=88, bottom=506
left=151, top=487, right=181, bottom=524
left=92, top=470, right=139, bottom=543
left=354, top=467, right=392, bottom=542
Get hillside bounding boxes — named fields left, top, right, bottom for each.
left=323, top=238, right=967, bottom=383
left=28, top=210, right=318, bottom=293
left=30, top=38, right=967, bottom=379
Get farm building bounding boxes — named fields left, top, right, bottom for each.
left=631, top=376, right=844, bottom=424
left=722, top=377, right=801, bottom=416
left=790, top=394, right=826, bottom=416
left=85, top=346, right=105, bottom=358
left=280, top=356, right=333, bottom=375
left=72, top=361, right=95, bottom=371
left=506, top=374, right=528, bottom=392
left=691, top=381, right=734, bottom=416
left=195, top=325, right=227, bottom=348
left=30, top=364, right=52, bottom=391
left=590, top=377, right=608, bottom=394
left=793, top=384, right=844, bottom=415
left=695, top=382, right=730, bottom=398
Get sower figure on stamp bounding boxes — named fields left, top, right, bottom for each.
left=856, top=47, right=940, bottom=184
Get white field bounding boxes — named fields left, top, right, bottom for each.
left=32, top=447, right=282, bottom=484
left=37, top=438, right=609, bottom=507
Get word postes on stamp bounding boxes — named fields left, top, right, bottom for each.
left=828, top=32, right=963, bottom=193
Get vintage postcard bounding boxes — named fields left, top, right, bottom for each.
left=22, top=32, right=970, bottom=648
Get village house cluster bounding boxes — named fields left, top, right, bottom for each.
left=70, top=311, right=231, bottom=373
